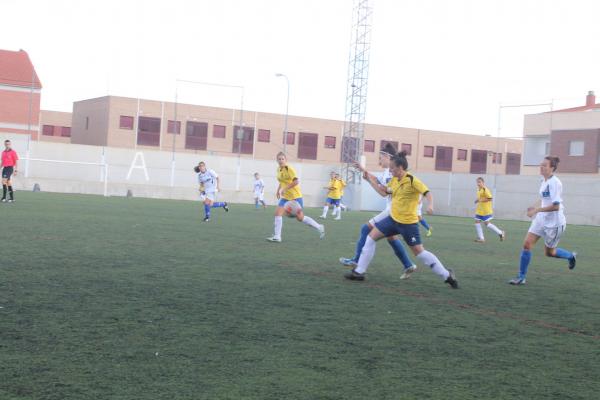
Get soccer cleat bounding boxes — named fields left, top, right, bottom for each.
left=509, top=277, right=526, bottom=285
left=7, top=199, right=13, bottom=203
left=339, top=257, right=357, bottom=267
left=426, top=229, right=432, bottom=237
left=445, top=269, right=459, bottom=289
left=474, top=239, right=485, bottom=243
left=266, top=236, right=281, bottom=243
left=334, top=216, right=341, bottom=221
left=223, top=203, right=229, bottom=212
left=318, top=215, right=326, bottom=219
left=569, top=252, right=577, bottom=270
left=203, top=216, right=210, bottom=222
left=500, top=231, right=506, bottom=241
left=318, top=224, right=325, bottom=240
left=344, top=269, right=365, bottom=281
left=400, top=265, right=418, bottom=280
left=0, top=198, right=6, bottom=203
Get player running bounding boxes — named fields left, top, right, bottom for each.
left=509, top=156, right=576, bottom=285
left=320, top=171, right=345, bottom=220
left=339, top=143, right=417, bottom=280
left=473, top=177, right=505, bottom=243
left=267, top=152, right=324, bottom=242
left=344, top=151, right=458, bottom=288
left=194, top=161, right=229, bottom=222
left=1, top=140, right=18, bottom=203
left=253, top=172, right=267, bottom=210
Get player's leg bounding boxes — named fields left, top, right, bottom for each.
left=474, top=218, right=485, bottom=242
left=333, top=199, right=341, bottom=220
left=259, top=193, right=267, bottom=209
left=7, top=177, right=13, bottom=201
left=543, top=225, right=576, bottom=270
left=295, top=199, right=325, bottom=239
left=267, top=200, right=286, bottom=242
left=254, top=195, right=260, bottom=209
left=1, top=176, right=7, bottom=201
left=484, top=219, right=505, bottom=241
left=419, top=215, right=432, bottom=236
left=203, top=197, right=214, bottom=221
left=345, top=226, right=387, bottom=280
left=409, top=240, right=458, bottom=288
left=339, top=222, right=373, bottom=266
left=320, top=199, right=331, bottom=219
left=509, top=230, right=541, bottom=285
left=386, top=235, right=415, bottom=268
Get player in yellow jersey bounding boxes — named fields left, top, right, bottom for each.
left=336, top=173, right=348, bottom=213
left=319, top=171, right=345, bottom=220
left=344, top=151, right=458, bottom=288
left=266, top=152, right=325, bottom=242
left=473, top=177, right=506, bottom=243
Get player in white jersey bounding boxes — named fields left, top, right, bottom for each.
left=339, top=143, right=417, bottom=279
left=417, top=195, right=432, bottom=237
left=509, top=156, right=576, bottom=285
left=253, top=172, right=267, bottom=210
left=194, top=161, right=229, bottom=222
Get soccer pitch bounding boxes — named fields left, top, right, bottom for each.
left=1, top=192, right=599, bottom=400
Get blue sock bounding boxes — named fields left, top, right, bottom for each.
left=388, top=239, right=414, bottom=269
left=204, top=204, right=211, bottom=218
left=519, top=249, right=532, bottom=279
left=255, top=200, right=259, bottom=208
left=419, top=218, right=431, bottom=230
left=554, top=248, right=573, bottom=260
left=212, top=202, right=225, bottom=208
left=353, top=224, right=371, bottom=262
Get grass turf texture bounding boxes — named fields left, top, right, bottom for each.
left=1, top=192, right=599, bottom=400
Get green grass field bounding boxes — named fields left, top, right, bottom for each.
left=1, top=192, right=599, bottom=400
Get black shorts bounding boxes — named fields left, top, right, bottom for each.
left=1, top=166, right=14, bottom=180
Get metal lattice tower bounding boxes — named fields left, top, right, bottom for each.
left=341, top=0, right=373, bottom=184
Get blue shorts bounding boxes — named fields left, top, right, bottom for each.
left=278, top=197, right=304, bottom=208
left=326, top=197, right=341, bottom=206
left=375, top=216, right=422, bottom=246
left=475, top=214, right=493, bottom=222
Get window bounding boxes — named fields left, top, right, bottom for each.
left=470, top=149, right=487, bottom=174
left=213, top=125, right=226, bottom=138
left=424, top=146, right=434, bottom=157
left=544, top=142, right=551, bottom=155
left=60, top=126, right=71, bottom=137
left=457, top=149, right=468, bottom=160
left=506, top=153, right=521, bottom=175
left=364, top=140, right=375, bottom=153
left=137, top=117, right=161, bottom=147
left=42, top=125, right=54, bottom=136
left=119, top=115, right=134, bottom=130
left=435, top=146, right=453, bottom=171
left=381, top=140, right=399, bottom=153
left=232, top=126, right=255, bottom=154
left=257, top=129, right=270, bottom=142
left=298, top=132, right=318, bottom=160
left=185, top=121, right=208, bottom=150
left=324, top=136, right=336, bottom=149
left=167, top=120, right=181, bottom=134
left=401, top=143, right=412, bottom=155
left=492, top=152, right=503, bottom=164
left=569, top=141, right=585, bottom=156
left=284, top=132, right=295, bottom=145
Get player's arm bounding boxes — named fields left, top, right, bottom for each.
left=423, top=191, right=433, bottom=214
left=353, top=163, right=388, bottom=196
left=276, top=183, right=282, bottom=199
left=215, top=176, right=221, bottom=192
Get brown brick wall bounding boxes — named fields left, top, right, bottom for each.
left=550, top=129, right=600, bottom=173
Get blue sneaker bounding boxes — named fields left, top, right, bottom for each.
left=339, top=257, right=357, bottom=267
left=569, top=252, right=577, bottom=270
left=509, top=277, right=526, bottom=285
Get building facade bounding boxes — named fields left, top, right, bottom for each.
left=70, top=95, right=522, bottom=175
left=523, top=91, right=600, bottom=174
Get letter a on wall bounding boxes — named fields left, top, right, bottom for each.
left=126, top=152, right=150, bottom=181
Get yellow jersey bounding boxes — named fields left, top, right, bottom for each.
left=388, top=173, right=429, bottom=224
left=476, top=187, right=493, bottom=216
left=327, top=178, right=345, bottom=199
left=277, top=165, right=303, bottom=200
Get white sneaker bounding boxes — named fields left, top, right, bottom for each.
left=266, top=236, right=281, bottom=243
left=400, top=265, right=418, bottom=280
left=1, top=198, right=6, bottom=203
left=334, top=216, right=341, bottom=220
left=318, top=224, right=325, bottom=240
left=319, top=215, right=326, bottom=219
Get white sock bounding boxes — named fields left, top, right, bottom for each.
left=322, top=206, right=329, bottom=217
left=274, top=216, right=283, bottom=239
left=340, top=203, right=347, bottom=210
left=416, top=250, right=450, bottom=280
left=334, top=206, right=341, bottom=218
left=475, top=223, right=484, bottom=240
left=355, top=236, right=376, bottom=274
left=487, top=223, right=502, bottom=235
left=302, top=215, right=321, bottom=231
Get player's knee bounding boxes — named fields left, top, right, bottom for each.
left=360, top=224, right=371, bottom=235
left=545, top=247, right=556, bottom=257
left=523, top=241, right=532, bottom=251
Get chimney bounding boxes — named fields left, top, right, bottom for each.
left=586, top=91, right=596, bottom=106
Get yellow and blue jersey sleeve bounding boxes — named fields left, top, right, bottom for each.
left=389, top=174, right=429, bottom=224
left=277, top=165, right=302, bottom=200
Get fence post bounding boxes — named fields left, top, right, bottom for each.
left=103, top=164, right=109, bottom=197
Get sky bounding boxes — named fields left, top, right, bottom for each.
left=2, top=0, right=599, bottom=138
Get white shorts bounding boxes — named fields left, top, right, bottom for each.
left=200, top=192, right=216, bottom=202
left=369, top=206, right=391, bottom=226
left=528, top=218, right=566, bottom=249
left=254, top=192, right=264, bottom=201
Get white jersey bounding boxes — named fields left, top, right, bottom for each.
left=197, top=169, right=218, bottom=193
left=377, top=168, right=394, bottom=208
left=535, top=175, right=566, bottom=228
left=253, top=178, right=265, bottom=194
